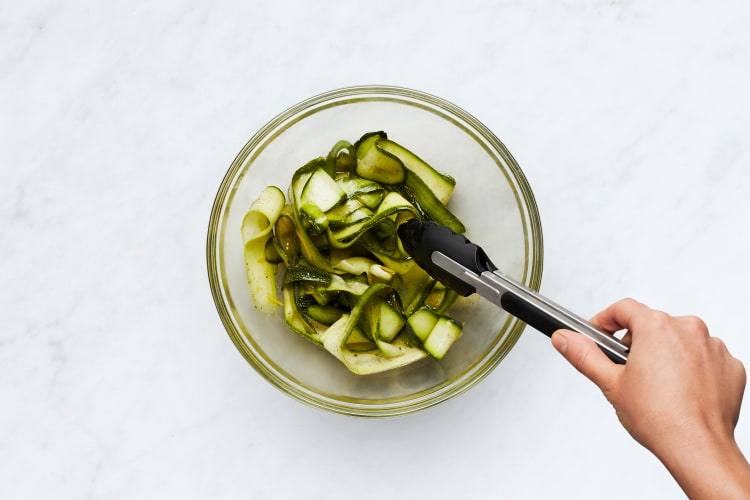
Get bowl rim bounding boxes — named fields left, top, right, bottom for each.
left=207, top=85, right=543, bottom=417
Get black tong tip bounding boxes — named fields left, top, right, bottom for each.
left=397, top=219, right=497, bottom=296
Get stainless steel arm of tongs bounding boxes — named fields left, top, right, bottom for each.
left=431, top=252, right=630, bottom=364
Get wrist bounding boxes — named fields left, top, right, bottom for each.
left=654, top=430, right=750, bottom=498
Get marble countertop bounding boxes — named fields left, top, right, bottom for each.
left=3, top=1, right=749, bottom=498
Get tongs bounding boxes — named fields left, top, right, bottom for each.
left=398, top=220, right=629, bottom=364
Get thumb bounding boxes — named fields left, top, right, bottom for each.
left=551, top=329, right=619, bottom=392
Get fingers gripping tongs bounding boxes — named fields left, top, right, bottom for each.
left=397, top=220, right=629, bottom=364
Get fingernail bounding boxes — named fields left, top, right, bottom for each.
left=551, top=331, right=568, bottom=354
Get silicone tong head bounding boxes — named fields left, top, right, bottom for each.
left=397, top=219, right=497, bottom=296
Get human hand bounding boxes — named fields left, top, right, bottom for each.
left=551, top=298, right=750, bottom=498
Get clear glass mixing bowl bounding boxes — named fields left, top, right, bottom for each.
left=207, top=85, right=543, bottom=417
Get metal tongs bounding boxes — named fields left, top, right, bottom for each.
left=398, top=220, right=629, bottom=364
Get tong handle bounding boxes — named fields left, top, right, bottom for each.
left=482, top=269, right=629, bottom=364
left=398, top=220, right=629, bottom=364
left=500, top=292, right=627, bottom=364
left=428, top=250, right=630, bottom=364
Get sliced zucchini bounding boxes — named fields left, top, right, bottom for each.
left=423, top=282, right=459, bottom=314
left=325, top=139, right=355, bottom=175
left=320, top=284, right=428, bottom=375
left=323, top=274, right=370, bottom=296
left=327, top=191, right=417, bottom=247
left=423, top=317, right=463, bottom=359
left=282, top=284, right=321, bottom=343
left=354, top=190, right=385, bottom=210
left=291, top=204, right=335, bottom=273
left=399, top=171, right=465, bottom=234
left=285, top=264, right=368, bottom=296
left=283, top=263, right=332, bottom=287
left=371, top=253, right=415, bottom=276
left=374, top=217, right=396, bottom=240
left=435, top=288, right=460, bottom=315
left=332, top=256, right=396, bottom=285
left=299, top=202, right=329, bottom=234
left=375, top=299, right=405, bottom=342
left=378, top=138, right=455, bottom=205
left=333, top=256, right=376, bottom=275
left=357, top=231, right=415, bottom=276
left=355, top=132, right=406, bottom=184
left=242, top=185, right=286, bottom=313
left=264, top=238, right=283, bottom=264
left=354, top=132, right=463, bottom=233
left=290, top=157, right=326, bottom=208
left=398, top=265, right=436, bottom=315
left=346, top=328, right=377, bottom=352
left=244, top=132, right=467, bottom=374
left=326, top=199, right=370, bottom=229
left=310, top=289, right=336, bottom=306
left=300, top=167, right=346, bottom=212
left=407, top=307, right=439, bottom=342
left=272, top=207, right=299, bottom=266
left=336, top=175, right=385, bottom=210
left=289, top=161, right=337, bottom=272
left=306, top=303, right=346, bottom=325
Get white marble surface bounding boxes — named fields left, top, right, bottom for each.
left=2, top=1, right=750, bottom=498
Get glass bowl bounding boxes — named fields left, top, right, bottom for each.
left=207, top=85, right=543, bottom=417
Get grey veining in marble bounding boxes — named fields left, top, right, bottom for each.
left=2, top=1, right=749, bottom=498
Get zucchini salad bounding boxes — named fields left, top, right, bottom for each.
left=241, top=132, right=466, bottom=374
